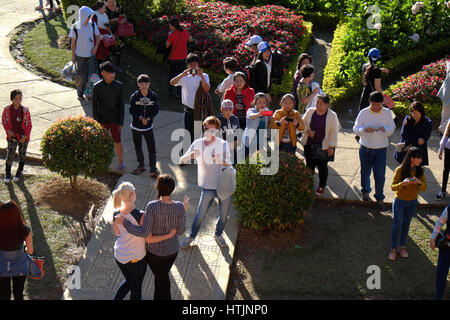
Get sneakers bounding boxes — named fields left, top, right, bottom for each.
left=435, top=191, right=447, bottom=201
left=362, top=192, right=370, bottom=201
left=13, top=172, right=23, bottom=182
left=214, top=235, right=228, bottom=248
left=179, top=236, right=195, bottom=250
left=376, top=199, right=385, bottom=210
left=315, top=187, right=324, bottom=196
left=398, top=246, right=408, bottom=258
left=4, top=176, right=11, bottom=183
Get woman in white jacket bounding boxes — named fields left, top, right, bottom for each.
left=301, top=94, right=340, bottom=196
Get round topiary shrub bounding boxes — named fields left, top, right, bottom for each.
left=234, top=151, right=315, bottom=231
left=41, top=116, right=114, bottom=186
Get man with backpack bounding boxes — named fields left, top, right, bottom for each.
left=69, top=6, right=100, bottom=99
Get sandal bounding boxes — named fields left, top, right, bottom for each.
left=149, top=171, right=160, bottom=178
left=132, top=166, right=145, bottom=175
left=388, top=249, right=397, bottom=261
left=398, top=246, right=408, bottom=258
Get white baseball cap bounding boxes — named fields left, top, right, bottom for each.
left=245, top=35, right=263, bottom=47
left=257, top=41, right=270, bottom=53
left=221, top=99, right=234, bottom=111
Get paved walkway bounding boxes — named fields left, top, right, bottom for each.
left=0, top=0, right=447, bottom=300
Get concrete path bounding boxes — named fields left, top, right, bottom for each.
left=0, top=0, right=447, bottom=301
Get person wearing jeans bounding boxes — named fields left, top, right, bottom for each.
left=353, top=91, right=395, bottom=207
left=179, top=116, right=232, bottom=249
left=69, top=6, right=100, bottom=99
left=117, top=175, right=187, bottom=300
left=436, top=119, right=450, bottom=201
left=430, top=205, right=449, bottom=300
left=129, top=74, right=160, bottom=177
left=112, top=182, right=177, bottom=300
left=2, top=90, right=32, bottom=183
left=389, top=147, right=427, bottom=261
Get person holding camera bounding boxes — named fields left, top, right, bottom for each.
left=170, top=53, right=210, bottom=145
left=2, top=90, right=32, bottom=183
left=430, top=205, right=449, bottom=300
left=270, top=93, right=304, bottom=155
left=389, top=147, right=427, bottom=261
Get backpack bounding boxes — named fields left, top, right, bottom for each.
left=72, top=21, right=96, bottom=47
left=244, top=63, right=257, bottom=90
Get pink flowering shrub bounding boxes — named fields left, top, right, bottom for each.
left=392, top=57, right=448, bottom=103
left=41, top=116, right=114, bottom=186
left=136, top=0, right=307, bottom=74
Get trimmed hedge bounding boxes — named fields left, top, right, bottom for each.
left=127, top=21, right=313, bottom=95
left=234, top=151, right=315, bottom=231
left=322, top=21, right=450, bottom=108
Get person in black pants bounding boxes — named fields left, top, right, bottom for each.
left=117, top=174, right=187, bottom=300
left=129, top=74, right=160, bottom=177
left=430, top=205, right=449, bottom=300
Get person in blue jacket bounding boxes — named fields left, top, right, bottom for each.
left=394, top=102, right=433, bottom=165
left=129, top=74, right=160, bottom=177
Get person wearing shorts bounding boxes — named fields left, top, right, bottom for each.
left=92, top=61, right=125, bottom=168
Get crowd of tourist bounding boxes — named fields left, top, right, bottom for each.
left=0, top=3, right=449, bottom=301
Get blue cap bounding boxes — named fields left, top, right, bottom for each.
left=368, top=48, right=381, bottom=60
left=257, top=41, right=270, bottom=53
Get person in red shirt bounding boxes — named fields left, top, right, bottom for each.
left=224, top=72, right=255, bottom=129
left=166, top=18, right=193, bottom=99
left=2, top=90, right=32, bottom=183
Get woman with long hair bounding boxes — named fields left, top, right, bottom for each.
left=394, top=101, right=432, bottom=165
left=112, top=182, right=177, bottom=300
left=389, top=147, right=427, bottom=261
left=224, top=72, right=255, bottom=130
left=166, top=18, right=193, bottom=98
left=0, top=200, right=34, bottom=300
left=292, top=53, right=312, bottom=110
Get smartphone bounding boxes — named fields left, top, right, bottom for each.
left=285, top=117, right=294, bottom=122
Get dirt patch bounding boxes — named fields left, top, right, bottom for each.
left=57, top=34, right=71, bottom=50
left=32, top=177, right=111, bottom=220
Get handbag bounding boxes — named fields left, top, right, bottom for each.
left=311, top=144, right=335, bottom=162
left=393, top=142, right=411, bottom=164
left=28, top=254, right=45, bottom=280
left=436, top=230, right=449, bottom=249
left=117, top=22, right=135, bottom=37
left=193, top=81, right=214, bottom=122
left=102, top=34, right=116, bottom=47
left=383, top=93, right=395, bottom=109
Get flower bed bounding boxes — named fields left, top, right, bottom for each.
left=391, top=57, right=448, bottom=104
left=135, top=0, right=307, bottom=75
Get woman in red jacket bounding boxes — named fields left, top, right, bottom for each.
left=92, top=2, right=111, bottom=72
left=2, top=90, right=32, bottom=183
left=224, top=72, right=255, bottom=129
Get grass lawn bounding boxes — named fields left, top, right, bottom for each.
left=0, top=165, right=117, bottom=300
left=228, top=201, right=449, bottom=300
left=22, top=14, right=222, bottom=114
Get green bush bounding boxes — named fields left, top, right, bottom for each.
left=271, top=21, right=312, bottom=97
left=41, top=116, right=114, bottom=186
left=322, top=22, right=450, bottom=108
left=152, top=0, right=186, bottom=15
left=234, top=151, right=315, bottom=231
left=60, top=0, right=151, bottom=23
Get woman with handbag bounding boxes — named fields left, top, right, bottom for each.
left=224, top=72, right=255, bottom=130
left=0, top=200, right=36, bottom=300
left=300, top=94, right=339, bottom=196
left=92, top=2, right=111, bottom=72
left=389, top=147, right=427, bottom=261
left=430, top=205, right=450, bottom=300
left=166, top=18, right=193, bottom=99
left=394, top=102, right=432, bottom=165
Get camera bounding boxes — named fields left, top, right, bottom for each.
left=285, top=117, right=294, bottom=122
left=190, top=68, right=198, bottom=75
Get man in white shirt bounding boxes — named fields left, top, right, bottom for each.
left=179, top=116, right=232, bottom=249
left=353, top=91, right=395, bottom=207
left=170, top=53, right=210, bottom=145
left=69, top=6, right=100, bottom=99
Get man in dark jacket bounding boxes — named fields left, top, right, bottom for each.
left=129, top=74, right=160, bottom=177
left=92, top=61, right=125, bottom=169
